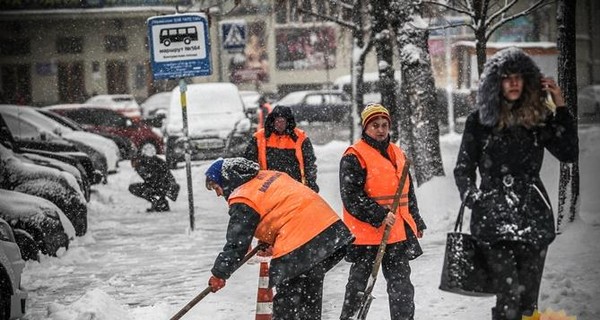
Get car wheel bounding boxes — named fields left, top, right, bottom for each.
left=0, top=275, right=10, bottom=319
left=139, top=142, right=157, bottom=157
left=13, top=228, right=40, bottom=261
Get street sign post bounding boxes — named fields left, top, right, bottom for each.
left=147, top=13, right=212, bottom=79
left=147, top=13, right=213, bottom=231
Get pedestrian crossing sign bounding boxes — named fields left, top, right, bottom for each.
left=220, top=20, right=247, bottom=52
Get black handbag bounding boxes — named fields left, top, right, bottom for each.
left=439, top=202, right=495, bottom=296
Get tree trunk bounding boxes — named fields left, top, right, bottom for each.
left=556, top=0, right=580, bottom=231
left=371, top=0, right=400, bottom=142
left=391, top=0, right=444, bottom=186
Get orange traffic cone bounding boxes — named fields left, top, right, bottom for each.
left=255, top=259, right=273, bottom=320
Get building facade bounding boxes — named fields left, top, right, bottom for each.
left=0, top=0, right=598, bottom=107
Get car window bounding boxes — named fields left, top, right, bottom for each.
left=323, top=94, right=346, bottom=104
left=62, top=109, right=94, bottom=125
left=3, top=113, right=42, bottom=140
left=93, top=110, right=127, bottom=127
left=305, top=95, right=322, bottom=105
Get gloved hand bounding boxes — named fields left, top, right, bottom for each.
left=257, top=245, right=273, bottom=257
left=463, top=188, right=483, bottom=209
left=208, top=275, right=226, bottom=293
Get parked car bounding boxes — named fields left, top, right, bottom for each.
left=85, top=94, right=142, bottom=118
left=44, top=104, right=164, bottom=158
left=0, top=189, right=74, bottom=259
left=164, top=82, right=252, bottom=168
left=0, top=105, right=110, bottom=183
left=1, top=142, right=87, bottom=236
left=578, top=84, right=600, bottom=123
left=36, top=108, right=121, bottom=173
left=274, top=89, right=352, bottom=123
left=0, top=217, right=28, bottom=319
left=141, top=91, right=171, bottom=118
left=0, top=112, right=102, bottom=188
left=239, top=90, right=261, bottom=112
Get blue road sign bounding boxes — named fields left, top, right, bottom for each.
left=220, top=20, right=247, bottom=52
left=147, top=13, right=212, bottom=79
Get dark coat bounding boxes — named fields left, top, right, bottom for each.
left=339, top=133, right=426, bottom=260
left=454, top=49, right=578, bottom=247
left=211, top=158, right=353, bottom=287
left=244, top=105, right=319, bottom=192
left=132, top=155, right=178, bottom=198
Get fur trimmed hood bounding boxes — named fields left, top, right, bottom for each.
left=476, top=47, right=543, bottom=126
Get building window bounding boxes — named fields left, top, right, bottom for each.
left=56, top=37, right=83, bottom=54
left=275, top=0, right=350, bottom=25
left=104, top=35, right=128, bottom=52
left=0, top=38, right=31, bottom=56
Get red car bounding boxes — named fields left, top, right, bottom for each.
left=44, top=104, right=164, bottom=158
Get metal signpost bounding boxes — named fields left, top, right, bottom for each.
left=147, top=13, right=212, bottom=231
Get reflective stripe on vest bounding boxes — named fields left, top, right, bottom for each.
left=228, top=170, right=339, bottom=258
left=342, top=140, right=417, bottom=245
left=254, top=128, right=307, bottom=185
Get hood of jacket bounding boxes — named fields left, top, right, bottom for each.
left=264, top=105, right=298, bottom=140
left=220, top=157, right=260, bottom=199
left=476, top=47, right=543, bottom=127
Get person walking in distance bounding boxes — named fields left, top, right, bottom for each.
left=454, top=47, right=578, bottom=320
left=256, top=95, right=273, bottom=132
left=339, top=104, right=426, bottom=320
left=204, top=157, right=354, bottom=320
left=244, top=105, right=319, bottom=192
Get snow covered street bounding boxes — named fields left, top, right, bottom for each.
left=21, top=125, right=600, bottom=320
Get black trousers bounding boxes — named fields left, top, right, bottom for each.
left=484, top=241, right=547, bottom=320
left=273, top=247, right=346, bottom=320
left=340, top=243, right=414, bottom=320
left=128, top=182, right=167, bottom=205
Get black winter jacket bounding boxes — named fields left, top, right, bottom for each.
left=454, top=48, right=578, bottom=247
left=244, top=106, right=319, bottom=192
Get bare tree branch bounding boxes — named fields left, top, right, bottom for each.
left=296, top=6, right=356, bottom=29
left=424, top=0, right=472, bottom=16
left=486, top=0, right=550, bottom=40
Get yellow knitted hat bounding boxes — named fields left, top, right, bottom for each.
left=361, top=103, right=391, bottom=128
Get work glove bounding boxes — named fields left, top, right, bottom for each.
left=208, top=275, right=226, bottom=293
left=463, top=188, right=483, bottom=209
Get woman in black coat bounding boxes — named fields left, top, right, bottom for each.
left=454, top=47, right=578, bottom=320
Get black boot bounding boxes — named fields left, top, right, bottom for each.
left=147, top=197, right=170, bottom=212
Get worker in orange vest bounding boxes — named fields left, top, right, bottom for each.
left=244, top=105, right=319, bottom=192
left=339, top=104, right=427, bottom=320
left=204, top=157, right=354, bottom=319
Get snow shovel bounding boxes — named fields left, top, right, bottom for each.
left=170, top=243, right=268, bottom=320
left=350, top=160, right=411, bottom=320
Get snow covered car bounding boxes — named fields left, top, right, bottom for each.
left=0, top=105, right=118, bottom=182
left=1, top=143, right=87, bottom=236
left=44, top=104, right=164, bottom=158
left=0, top=189, right=74, bottom=260
left=164, top=83, right=253, bottom=168
left=274, top=90, right=352, bottom=123
left=0, top=217, right=27, bottom=319
left=0, top=106, right=105, bottom=185
left=36, top=108, right=121, bottom=174
left=141, top=91, right=171, bottom=118
left=85, top=94, right=142, bottom=118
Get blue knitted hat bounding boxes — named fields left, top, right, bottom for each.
left=205, top=158, right=224, bottom=189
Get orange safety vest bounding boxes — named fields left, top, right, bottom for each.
left=256, top=103, right=273, bottom=132
left=228, top=170, right=339, bottom=258
left=254, top=128, right=308, bottom=185
left=342, top=140, right=418, bottom=245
